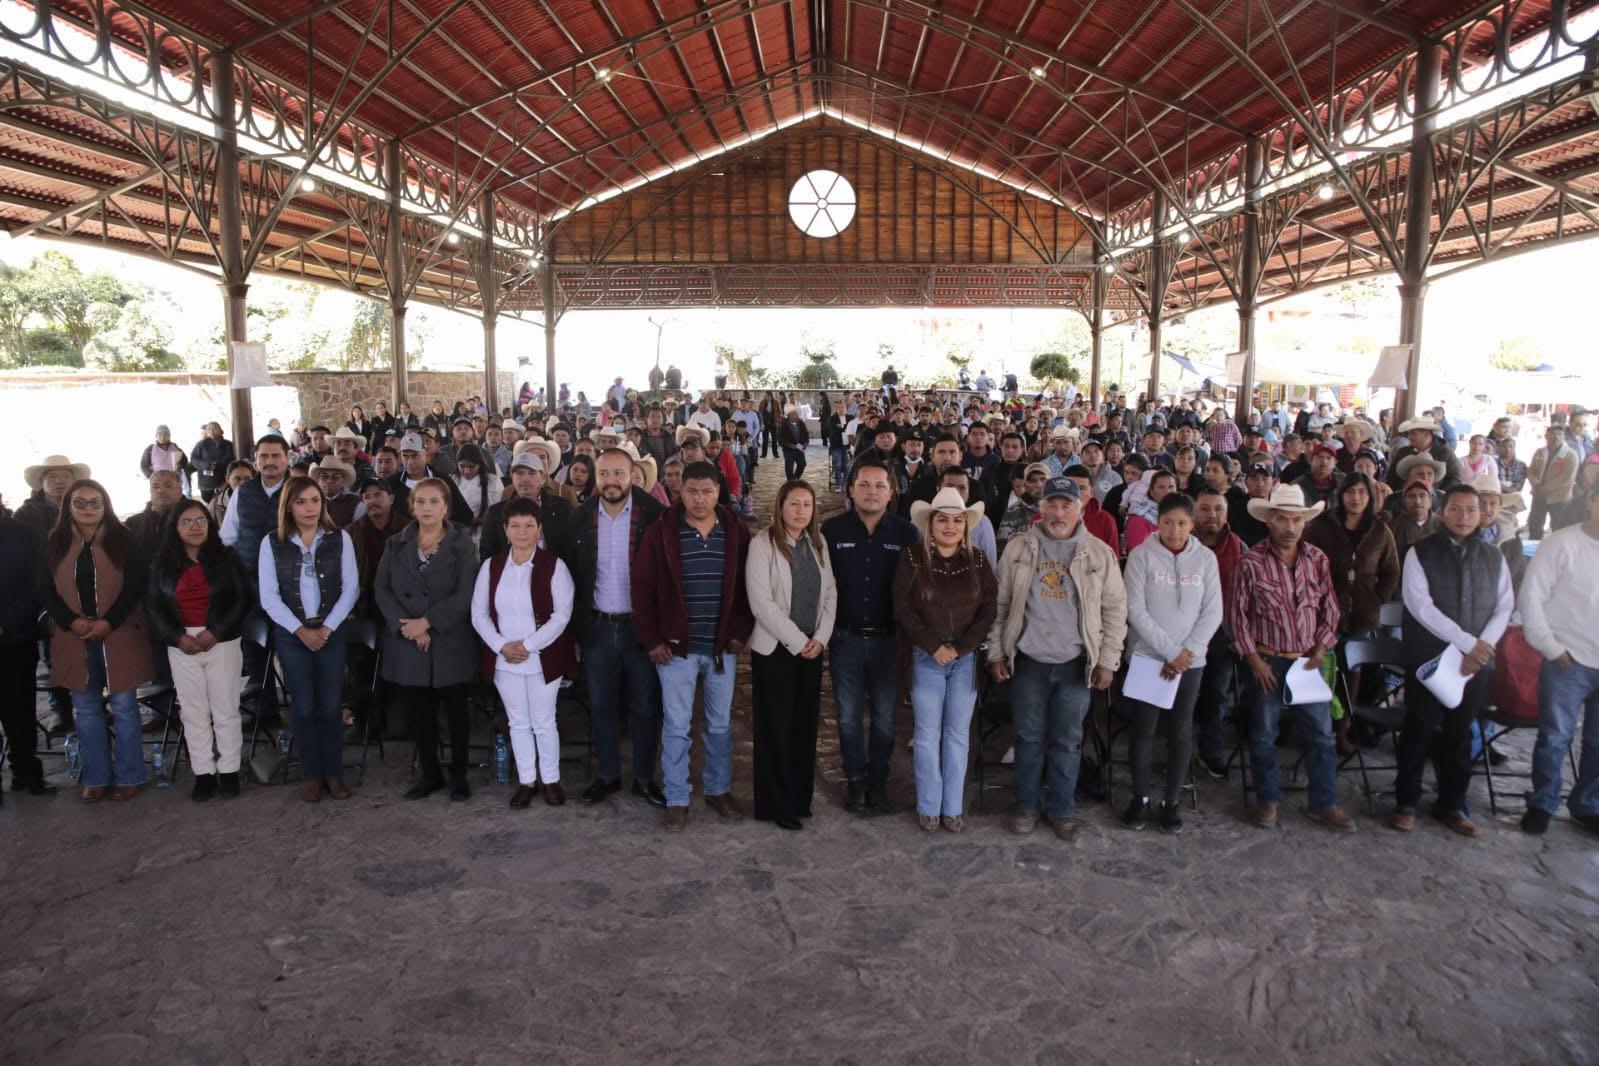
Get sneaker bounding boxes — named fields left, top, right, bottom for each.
left=917, top=814, right=939, bottom=831
left=1009, top=810, right=1038, bottom=835
left=1251, top=801, right=1279, bottom=829
left=1306, top=806, right=1357, bottom=833
left=1122, top=796, right=1149, bottom=831
left=1388, top=807, right=1417, bottom=832
left=1520, top=807, right=1551, bottom=835
left=940, top=814, right=965, bottom=833
left=1158, top=801, right=1183, bottom=835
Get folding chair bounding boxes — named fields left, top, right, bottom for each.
left=970, top=669, right=1013, bottom=813
left=1335, top=636, right=1409, bottom=812
left=342, top=618, right=384, bottom=785
left=1475, top=705, right=1578, bottom=815
left=1103, top=688, right=1199, bottom=813
left=1377, top=601, right=1404, bottom=635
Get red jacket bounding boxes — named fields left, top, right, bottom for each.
left=1082, top=499, right=1119, bottom=554
left=631, top=503, right=754, bottom=658
left=1203, top=524, right=1246, bottom=623
left=714, top=448, right=743, bottom=498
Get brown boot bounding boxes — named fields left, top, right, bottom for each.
left=1252, top=801, right=1279, bottom=828
left=80, top=785, right=106, bottom=803
left=543, top=782, right=566, bottom=806
left=1388, top=808, right=1417, bottom=832
left=509, top=785, right=537, bottom=809
left=704, top=793, right=743, bottom=819
left=1307, top=806, right=1357, bottom=832
left=299, top=780, right=322, bottom=803
left=325, top=778, right=352, bottom=800
left=111, top=784, right=138, bottom=801
left=1333, top=712, right=1357, bottom=758
left=663, top=805, right=688, bottom=832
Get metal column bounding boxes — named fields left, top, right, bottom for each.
left=1394, top=43, right=1443, bottom=425
left=213, top=54, right=253, bottom=447
left=385, top=139, right=408, bottom=411
left=479, top=191, right=499, bottom=416
left=1146, top=192, right=1168, bottom=404
left=541, top=256, right=557, bottom=412
left=1235, top=137, right=1263, bottom=426
left=1089, top=239, right=1105, bottom=408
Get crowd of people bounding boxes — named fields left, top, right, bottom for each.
left=0, top=377, right=1594, bottom=843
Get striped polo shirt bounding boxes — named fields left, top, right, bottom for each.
left=677, top=515, right=726, bottom=655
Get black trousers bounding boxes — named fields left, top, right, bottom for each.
left=1126, top=666, right=1204, bottom=806
left=399, top=683, right=470, bottom=780
left=0, top=640, right=43, bottom=785
left=1396, top=668, right=1491, bottom=815
left=751, top=646, right=822, bottom=822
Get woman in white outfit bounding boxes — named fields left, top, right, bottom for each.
left=471, top=495, right=576, bottom=807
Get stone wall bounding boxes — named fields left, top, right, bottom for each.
left=288, top=370, right=517, bottom=428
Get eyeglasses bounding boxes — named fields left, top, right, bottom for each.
left=177, top=516, right=209, bottom=529
left=69, top=497, right=104, bottom=511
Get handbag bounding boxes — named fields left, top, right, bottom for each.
left=1490, top=624, right=1541, bottom=723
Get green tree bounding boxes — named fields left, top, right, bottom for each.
left=1488, top=333, right=1544, bottom=371
left=1029, top=351, right=1080, bottom=390
left=28, top=249, right=135, bottom=349
left=23, top=328, right=82, bottom=367
left=343, top=297, right=390, bottom=369
left=945, top=339, right=973, bottom=375
left=795, top=333, right=838, bottom=389
left=82, top=298, right=180, bottom=370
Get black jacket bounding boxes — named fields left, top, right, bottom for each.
left=479, top=490, right=574, bottom=564
left=14, top=491, right=59, bottom=539
left=384, top=471, right=473, bottom=528
left=0, top=514, right=42, bottom=644
left=145, top=547, right=251, bottom=645
left=190, top=437, right=235, bottom=492
left=565, top=488, right=663, bottom=641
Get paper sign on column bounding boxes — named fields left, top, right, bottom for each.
left=1368, top=345, right=1411, bottom=389
left=230, top=341, right=272, bottom=389
left=1124, top=653, right=1181, bottom=710
left=1284, top=657, right=1334, bottom=705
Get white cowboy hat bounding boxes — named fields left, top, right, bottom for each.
left=1397, top=417, right=1441, bottom=435
left=310, top=458, right=355, bottom=482
left=1395, top=453, right=1447, bottom=482
left=616, top=441, right=642, bottom=462
left=24, top=453, right=90, bottom=491
left=909, top=486, right=985, bottom=539
left=331, top=426, right=367, bottom=450
left=1049, top=424, right=1079, bottom=441
left=633, top=454, right=659, bottom=493
left=500, top=419, right=522, bottom=433
left=1335, top=419, right=1375, bottom=443
left=675, top=424, right=710, bottom=448
left=590, top=426, right=621, bottom=443
left=513, top=438, right=562, bottom=476
left=1467, top=471, right=1503, bottom=496
left=1246, top=483, right=1327, bottom=522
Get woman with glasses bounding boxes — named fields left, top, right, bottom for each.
left=146, top=499, right=251, bottom=801
left=41, top=480, right=153, bottom=802
left=259, top=475, right=360, bottom=802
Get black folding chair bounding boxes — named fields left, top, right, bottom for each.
left=970, top=668, right=1013, bottom=813
left=1475, top=706, right=1578, bottom=815
left=1335, top=636, right=1409, bottom=812
left=343, top=618, right=384, bottom=785
left=1103, top=683, right=1199, bottom=813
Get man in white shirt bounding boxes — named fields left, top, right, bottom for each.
left=688, top=396, right=722, bottom=436
left=1393, top=484, right=1513, bottom=838
left=1518, top=481, right=1599, bottom=836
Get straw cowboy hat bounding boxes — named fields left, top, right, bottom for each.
left=909, top=486, right=985, bottom=540
left=500, top=419, right=522, bottom=434
left=634, top=454, right=659, bottom=493
left=24, top=453, right=90, bottom=491
left=1049, top=424, right=1079, bottom=441
left=590, top=425, right=621, bottom=444
left=331, top=425, right=367, bottom=450
left=1395, top=453, right=1447, bottom=482
left=675, top=424, right=710, bottom=448
left=1335, top=419, right=1375, bottom=443
left=310, top=458, right=356, bottom=483
left=513, top=438, right=562, bottom=475
left=1396, top=416, right=1441, bottom=436
left=1246, top=483, right=1326, bottom=522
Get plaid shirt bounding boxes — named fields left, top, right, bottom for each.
left=1205, top=418, right=1243, bottom=456
left=1227, top=539, right=1340, bottom=657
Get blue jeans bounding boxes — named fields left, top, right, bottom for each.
left=910, top=648, right=977, bottom=817
left=274, top=624, right=349, bottom=781
left=829, top=445, right=850, bottom=486
left=657, top=651, right=737, bottom=807
left=1528, top=660, right=1599, bottom=817
left=583, top=616, right=661, bottom=784
left=72, top=641, right=146, bottom=788
left=1245, top=655, right=1338, bottom=810
left=1194, top=632, right=1236, bottom=764
left=829, top=631, right=899, bottom=786
left=1009, top=653, right=1092, bottom=818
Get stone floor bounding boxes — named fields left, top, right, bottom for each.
left=1, top=444, right=1596, bottom=1066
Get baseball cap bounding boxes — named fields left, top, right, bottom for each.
left=511, top=452, right=546, bottom=473
left=1246, top=462, right=1275, bottom=478
left=399, top=432, right=425, bottom=453
left=1042, top=476, right=1081, bottom=502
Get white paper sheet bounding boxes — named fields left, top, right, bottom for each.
left=1284, top=656, right=1334, bottom=705
left=1124, top=653, right=1181, bottom=710
left=1417, top=644, right=1469, bottom=709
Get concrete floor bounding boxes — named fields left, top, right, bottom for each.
left=2, top=446, right=1596, bottom=1065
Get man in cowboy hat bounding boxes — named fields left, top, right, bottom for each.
left=1043, top=425, right=1080, bottom=479
left=1225, top=483, right=1353, bottom=832
left=1466, top=471, right=1526, bottom=593
left=190, top=422, right=235, bottom=503
left=566, top=446, right=667, bottom=808
left=479, top=447, right=572, bottom=563
left=330, top=427, right=374, bottom=483
left=1334, top=419, right=1377, bottom=475
left=778, top=403, right=809, bottom=480
left=988, top=476, right=1126, bottom=839
left=1392, top=484, right=1513, bottom=838
left=1390, top=453, right=1446, bottom=516
left=313, top=459, right=362, bottom=528
left=17, top=453, right=90, bottom=537
left=1386, top=416, right=1462, bottom=492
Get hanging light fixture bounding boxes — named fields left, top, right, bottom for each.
left=1317, top=181, right=1336, bottom=201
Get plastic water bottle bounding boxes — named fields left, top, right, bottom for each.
left=63, top=732, right=80, bottom=780
left=275, top=728, right=290, bottom=755
left=152, top=747, right=170, bottom=789
left=492, top=733, right=510, bottom=785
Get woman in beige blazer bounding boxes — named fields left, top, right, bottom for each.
left=746, top=479, right=837, bottom=830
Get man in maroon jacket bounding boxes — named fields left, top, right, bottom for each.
left=631, top=461, right=754, bottom=831
left=1192, top=486, right=1246, bottom=777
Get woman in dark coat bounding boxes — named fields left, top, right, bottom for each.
left=373, top=478, right=481, bottom=801
left=146, top=498, right=250, bottom=801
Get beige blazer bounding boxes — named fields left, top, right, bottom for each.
left=746, top=528, right=837, bottom=657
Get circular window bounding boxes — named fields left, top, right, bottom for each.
left=788, top=169, right=856, bottom=238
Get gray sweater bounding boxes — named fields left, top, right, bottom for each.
left=1122, top=533, right=1224, bottom=667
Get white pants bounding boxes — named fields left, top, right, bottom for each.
left=167, top=630, right=244, bottom=774
left=494, top=670, right=562, bottom=785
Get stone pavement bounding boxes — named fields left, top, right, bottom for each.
left=1, top=443, right=1596, bottom=1065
